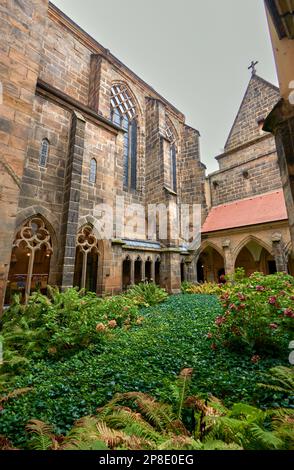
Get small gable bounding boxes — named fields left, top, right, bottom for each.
left=225, top=75, right=280, bottom=152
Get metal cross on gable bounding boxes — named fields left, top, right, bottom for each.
left=248, top=60, right=259, bottom=76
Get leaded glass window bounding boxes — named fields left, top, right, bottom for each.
left=89, top=158, right=97, bottom=183
left=39, top=138, right=49, bottom=167
left=165, top=118, right=177, bottom=193
left=110, top=85, right=137, bottom=190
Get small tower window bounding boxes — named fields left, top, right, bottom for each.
left=39, top=138, right=49, bottom=167
left=89, top=158, right=97, bottom=183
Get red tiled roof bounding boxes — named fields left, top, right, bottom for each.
left=202, top=190, right=288, bottom=233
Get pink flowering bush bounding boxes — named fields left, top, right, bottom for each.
left=208, top=272, right=294, bottom=356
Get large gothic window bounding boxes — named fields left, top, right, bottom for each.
left=110, top=84, right=137, bottom=190
left=5, top=217, right=53, bottom=304
left=165, top=119, right=177, bottom=193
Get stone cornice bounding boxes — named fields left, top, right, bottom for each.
left=215, top=134, right=273, bottom=161
left=36, top=79, right=123, bottom=135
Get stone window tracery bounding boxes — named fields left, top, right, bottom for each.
left=11, top=217, right=52, bottom=302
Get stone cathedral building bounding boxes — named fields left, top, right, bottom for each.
left=0, top=1, right=293, bottom=311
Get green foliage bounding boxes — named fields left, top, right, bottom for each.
left=97, top=294, right=140, bottom=328
left=126, top=282, right=168, bottom=307
left=258, top=366, right=294, bottom=395
left=26, top=419, right=56, bottom=450
left=181, top=282, right=223, bottom=295
left=0, top=288, right=141, bottom=379
left=4, top=369, right=293, bottom=450
left=0, top=294, right=291, bottom=446
left=202, top=399, right=294, bottom=450
left=208, top=272, right=294, bottom=355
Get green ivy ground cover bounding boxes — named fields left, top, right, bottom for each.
left=0, top=294, right=290, bottom=446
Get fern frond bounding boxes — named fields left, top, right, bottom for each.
left=173, top=368, right=193, bottom=420
left=201, top=439, right=243, bottom=450
left=103, top=408, right=163, bottom=442
left=0, top=387, right=32, bottom=404
left=26, top=419, right=55, bottom=450
left=259, top=366, right=294, bottom=395
left=111, top=392, right=176, bottom=432
left=95, top=420, right=151, bottom=450
left=249, top=423, right=284, bottom=450
left=0, top=435, right=18, bottom=450
left=204, top=415, right=246, bottom=445
left=158, top=436, right=199, bottom=450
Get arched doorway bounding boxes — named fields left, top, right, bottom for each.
left=73, top=225, right=100, bottom=292
left=122, top=256, right=132, bottom=290
left=5, top=216, right=53, bottom=304
left=145, top=257, right=152, bottom=282
left=181, top=259, right=186, bottom=283
left=155, top=257, right=161, bottom=285
left=197, top=246, right=225, bottom=283
left=288, top=254, right=294, bottom=276
left=134, top=257, right=142, bottom=284
left=235, top=240, right=276, bottom=276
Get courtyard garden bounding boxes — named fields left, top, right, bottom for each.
left=0, top=271, right=293, bottom=450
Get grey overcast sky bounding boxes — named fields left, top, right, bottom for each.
left=52, top=0, right=278, bottom=172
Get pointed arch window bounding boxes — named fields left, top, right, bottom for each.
left=39, top=138, right=49, bottom=167
left=111, top=84, right=137, bottom=190
left=74, top=225, right=99, bottom=292
left=89, top=158, right=97, bottom=183
left=6, top=217, right=53, bottom=304
left=165, top=119, right=177, bottom=192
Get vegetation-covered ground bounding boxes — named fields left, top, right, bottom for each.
left=1, top=293, right=291, bottom=447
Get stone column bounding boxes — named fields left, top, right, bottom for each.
left=186, top=253, right=197, bottom=283
left=0, top=0, right=49, bottom=312
left=141, top=260, right=145, bottom=282
left=272, top=233, right=288, bottom=273
left=161, top=249, right=181, bottom=293
left=60, top=111, right=86, bottom=290
left=222, top=239, right=234, bottom=276
left=151, top=260, right=156, bottom=283
left=130, top=259, right=135, bottom=285
left=264, top=101, right=294, bottom=248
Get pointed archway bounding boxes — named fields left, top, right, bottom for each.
left=134, top=256, right=142, bottom=284
left=235, top=240, right=276, bottom=276
left=155, top=256, right=161, bottom=285
left=197, top=245, right=225, bottom=283
left=145, top=257, right=152, bottom=282
left=122, top=256, right=132, bottom=290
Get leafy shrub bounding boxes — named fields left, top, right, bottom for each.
left=96, top=294, right=140, bottom=328
left=0, top=287, right=141, bottom=378
left=126, top=282, right=168, bottom=307
left=182, top=282, right=224, bottom=295
left=208, top=272, right=294, bottom=356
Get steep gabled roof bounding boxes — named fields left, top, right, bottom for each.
left=224, top=75, right=280, bottom=152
